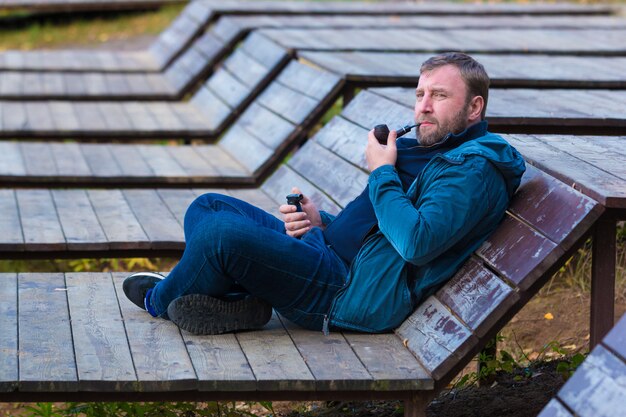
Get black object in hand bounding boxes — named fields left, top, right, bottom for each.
left=373, top=123, right=419, bottom=144
left=286, top=193, right=303, bottom=212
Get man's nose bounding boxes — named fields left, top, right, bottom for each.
left=416, top=96, right=432, bottom=115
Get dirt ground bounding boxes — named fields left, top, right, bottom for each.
left=2, top=289, right=623, bottom=417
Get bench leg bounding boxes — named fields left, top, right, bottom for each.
left=404, top=393, right=429, bottom=417
left=590, top=216, right=616, bottom=348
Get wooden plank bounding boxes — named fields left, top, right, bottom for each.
left=108, top=143, right=154, bottom=179
left=558, top=345, right=626, bottom=417
left=206, top=67, right=251, bottom=109
left=79, top=143, right=125, bottom=178
left=16, top=189, right=66, bottom=252
left=181, top=331, right=257, bottom=392
left=278, top=315, right=375, bottom=391
left=24, top=102, right=54, bottom=134
left=97, top=102, right=134, bottom=133
left=436, top=257, right=518, bottom=338
left=507, top=164, right=603, bottom=248
left=52, top=189, right=108, bottom=251
left=193, top=145, right=251, bottom=177
left=73, top=102, right=108, bottom=132
left=218, top=124, right=274, bottom=175
left=122, top=189, right=184, bottom=250
left=537, top=400, right=574, bottom=417
left=50, top=101, right=80, bottom=132
left=65, top=272, right=137, bottom=391
left=190, top=87, right=233, bottom=132
left=275, top=60, right=342, bottom=101
left=234, top=102, right=295, bottom=149
left=0, top=142, right=26, bottom=176
left=0, top=273, right=17, bottom=393
left=239, top=32, right=289, bottom=70
left=227, top=188, right=282, bottom=219
left=312, top=115, right=369, bottom=170
left=343, top=90, right=414, bottom=133
left=50, top=142, right=92, bottom=179
left=261, top=164, right=342, bottom=215
left=165, top=146, right=220, bottom=179
left=222, top=48, right=269, bottom=89
left=287, top=140, right=367, bottom=208
left=344, top=333, right=433, bottom=390
left=87, top=189, right=151, bottom=251
left=156, top=188, right=197, bottom=226
left=236, top=313, right=315, bottom=391
left=0, top=189, right=24, bottom=251
left=258, top=81, right=319, bottom=125
left=18, top=273, right=77, bottom=392
left=395, top=296, right=477, bottom=380
left=136, top=145, right=187, bottom=178
left=602, top=314, right=626, bottom=361
left=112, top=273, right=197, bottom=392
left=505, top=134, right=626, bottom=209
left=476, top=214, right=561, bottom=291
left=20, top=142, right=57, bottom=177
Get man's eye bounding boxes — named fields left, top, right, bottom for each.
left=416, top=93, right=424, bottom=100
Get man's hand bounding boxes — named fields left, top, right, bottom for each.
left=366, top=129, right=397, bottom=172
left=279, top=187, right=324, bottom=238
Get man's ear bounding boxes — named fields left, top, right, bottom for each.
left=468, top=96, right=484, bottom=122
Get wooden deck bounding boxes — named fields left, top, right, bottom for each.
left=0, top=91, right=603, bottom=413
left=539, top=313, right=626, bottom=417
left=261, top=27, right=626, bottom=56
left=0, top=87, right=625, bottom=186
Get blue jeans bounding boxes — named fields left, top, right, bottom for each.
left=149, top=193, right=349, bottom=331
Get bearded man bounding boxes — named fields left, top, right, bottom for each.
left=123, top=52, right=526, bottom=335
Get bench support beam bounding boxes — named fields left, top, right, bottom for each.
left=591, top=213, right=617, bottom=348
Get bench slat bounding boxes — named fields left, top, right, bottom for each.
left=50, top=143, right=92, bottom=178
left=17, top=190, right=66, bottom=252
left=0, top=190, right=24, bottom=251
left=87, top=190, right=151, bottom=250
left=537, top=399, right=574, bottom=417
left=236, top=313, right=316, bottom=391
left=476, top=213, right=561, bottom=290
left=557, top=345, right=626, bottom=417
left=52, top=189, right=109, bottom=251
left=504, top=134, right=626, bottom=208
left=66, top=273, right=137, bottom=391
left=261, top=164, right=342, bottom=216
left=122, top=190, right=184, bottom=250
left=396, top=297, right=477, bottom=380
left=0, top=142, right=26, bottom=177
left=288, top=140, right=367, bottom=208
left=602, top=315, right=626, bottom=361
left=21, top=142, right=57, bottom=176
left=156, top=189, right=198, bottom=226
left=112, top=273, right=197, bottom=392
left=18, top=273, right=77, bottom=391
left=279, top=316, right=375, bottom=391
left=183, top=331, right=257, bottom=392
left=80, top=144, right=124, bottom=178
left=436, top=257, right=519, bottom=338
left=313, top=116, right=369, bottom=171
left=0, top=273, right=17, bottom=393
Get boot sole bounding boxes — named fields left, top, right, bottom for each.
left=167, top=294, right=273, bottom=335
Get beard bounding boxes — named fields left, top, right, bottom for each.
left=417, top=107, right=470, bottom=146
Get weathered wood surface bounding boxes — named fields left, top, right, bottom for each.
left=204, top=0, right=615, bottom=16
left=300, top=52, right=626, bottom=88
left=539, top=313, right=626, bottom=417
left=0, top=60, right=342, bottom=186
left=0, top=87, right=605, bottom=409
left=262, top=27, right=626, bottom=56
left=0, top=0, right=212, bottom=72
left=0, top=271, right=434, bottom=395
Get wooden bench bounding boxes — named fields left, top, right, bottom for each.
left=260, top=27, right=626, bottom=56
left=299, top=51, right=626, bottom=89
left=0, top=90, right=604, bottom=416
left=0, top=0, right=618, bottom=72
left=538, top=313, right=626, bottom=417
left=0, top=33, right=294, bottom=140
left=0, top=0, right=213, bottom=72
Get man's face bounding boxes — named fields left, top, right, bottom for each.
left=414, top=65, right=472, bottom=146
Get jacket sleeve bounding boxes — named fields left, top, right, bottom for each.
left=368, top=160, right=495, bottom=265
left=319, top=210, right=336, bottom=226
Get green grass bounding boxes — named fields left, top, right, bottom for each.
left=0, top=4, right=184, bottom=50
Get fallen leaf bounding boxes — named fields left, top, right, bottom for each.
left=544, top=312, right=554, bottom=320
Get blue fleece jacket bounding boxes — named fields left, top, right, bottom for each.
left=324, top=124, right=526, bottom=333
